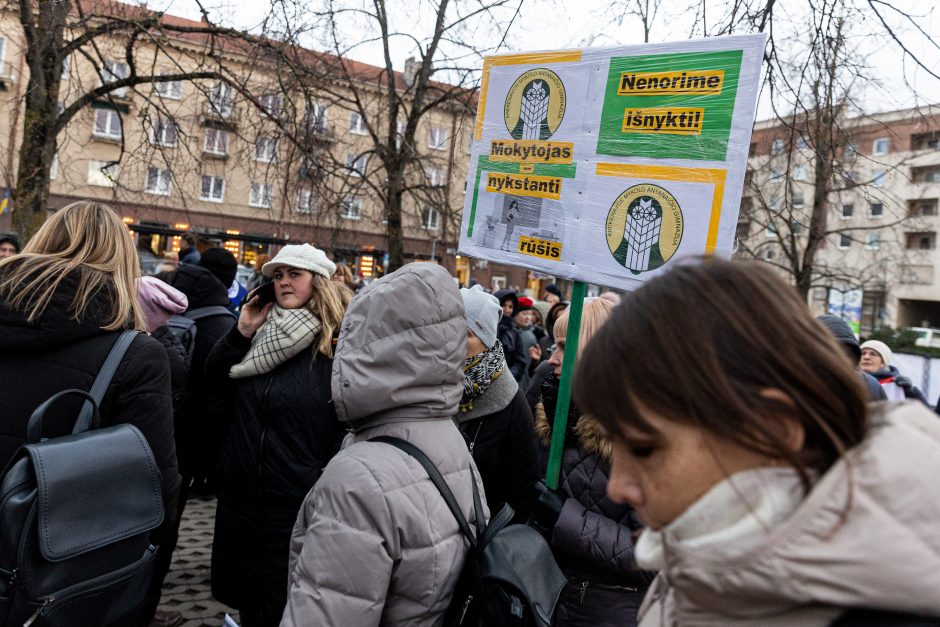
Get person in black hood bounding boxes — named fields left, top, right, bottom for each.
left=494, top=288, right=527, bottom=382
left=817, top=315, right=887, bottom=402
left=199, top=246, right=239, bottom=311
left=156, top=263, right=236, bottom=497
left=0, top=232, right=19, bottom=258
left=0, top=202, right=179, bottom=624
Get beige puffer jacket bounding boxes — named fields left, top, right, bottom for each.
left=281, top=263, right=488, bottom=627
left=639, top=401, right=940, bottom=626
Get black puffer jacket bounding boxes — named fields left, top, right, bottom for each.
left=536, top=376, right=651, bottom=627
left=152, top=325, right=189, bottom=410
left=156, top=264, right=235, bottom=478
left=205, top=325, right=345, bottom=627
left=0, top=268, right=180, bottom=526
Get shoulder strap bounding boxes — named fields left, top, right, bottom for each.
left=185, top=305, right=236, bottom=321
left=370, top=435, right=480, bottom=548
left=73, top=330, right=139, bottom=433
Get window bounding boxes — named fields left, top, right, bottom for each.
left=101, top=61, right=129, bottom=96
left=764, top=222, right=777, bottom=238
left=200, top=175, right=225, bottom=202
left=154, top=76, right=182, bottom=99
left=870, top=202, right=884, bottom=218
left=422, top=207, right=440, bottom=230
left=841, top=203, right=854, bottom=218
left=145, top=167, right=171, bottom=195
left=249, top=183, right=272, bottom=208
left=427, top=167, right=443, bottom=187
left=771, top=138, right=785, bottom=155
left=905, top=232, right=936, bottom=250
left=769, top=167, right=783, bottom=181
left=346, top=153, right=367, bottom=176
left=340, top=197, right=362, bottom=220
left=912, top=200, right=938, bottom=217
left=260, top=94, right=282, bottom=119
left=763, top=248, right=775, bottom=261
left=349, top=111, right=367, bottom=135
left=93, top=108, right=122, bottom=139
left=791, top=220, right=803, bottom=234
left=847, top=170, right=861, bottom=186
left=866, top=232, right=881, bottom=250
left=60, top=55, right=70, bottom=80
left=49, top=153, right=59, bottom=180
left=794, top=165, right=807, bottom=181
left=915, top=167, right=940, bottom=183
left=791, top=190, right=804, bottom=209
left=307, top=103, right=328, bottom=133
left=843, top=142, right=858, bottom=161
left=208, top=83, right=234, bottom=118
left=872, top=169, right=886, bottom=187
left=87, top=160, right=118, bottom=187
left=204, top=128, right=229, bottom=155
left=839, top=233, right=852, bottom=249
left=872, top=137, right=889, bottom=156
left=395, top=120, right=405, bottom=150
left=150, top=118, right=178, bottom=147
left=797, top=135, right=808, bottom=151
left=299, top=156, right=320, bottom=181
left=255, top=136, right=277, bottom=162
left=296, top=190, right=315, bottom=214
left=911, top=132, right=940, bottom=151
left=428, top=126, right=447, bottom=150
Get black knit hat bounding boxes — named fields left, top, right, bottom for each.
left=543, top=283, right=562, bottom=298
left=199, top=246, right=238, bottom=288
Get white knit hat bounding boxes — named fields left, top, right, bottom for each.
left=860, top=340, right=893, bottom=366
left=460, top=284, right=502, bottom=349
left=262, top=243, right=336, bottom=279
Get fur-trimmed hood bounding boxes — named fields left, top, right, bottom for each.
left=534, top=401, right=612, bottom=462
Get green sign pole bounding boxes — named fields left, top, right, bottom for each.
left=544, top=280, right=587, bottom=490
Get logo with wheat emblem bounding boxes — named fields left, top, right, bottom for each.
left=606, top=184, right=684, bottom=275
left=504, top=68, right=567, bottom=140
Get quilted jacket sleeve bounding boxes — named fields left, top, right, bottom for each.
left=281, top=453, right=395, bottom=627
left=551, top=497, right=638, bottom=576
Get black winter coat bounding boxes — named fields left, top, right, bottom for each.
left=497, top=316, right=527, bottom=381
left=152, top=325, right=189, bottom=410
left=156, top=264, right=235, bottom=478
left=457, top=387, right=539, bottom=523
left=536, top=381, right=651, bottom=627
left=0, top=269, right=180, bottom=527
left=205, top=326, right=345, bottom=627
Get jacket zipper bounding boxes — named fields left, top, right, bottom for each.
left=467, top=421, right=483, bottom=456
left=22, top=546, right=155, bottom=625
left=578, top=580, right=588, bottom=605
left=458, top=594, right=473, bottom=624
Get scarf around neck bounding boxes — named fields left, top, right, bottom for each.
left=460, top=340, right=506, bottom=413
left=230, top=304, right=321, bottom=379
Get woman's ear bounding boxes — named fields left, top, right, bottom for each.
left=760, top=388, right=806, bottom=453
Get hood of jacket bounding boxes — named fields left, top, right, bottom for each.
left=332, top=263, right=465, bottom=430
left=641, top=401, right=940, bottom=624
left=817, top=314, right=861, bottom=362
left=0, top=266, right=120, bottom=353
left=155, top=263, right=229, bottom=309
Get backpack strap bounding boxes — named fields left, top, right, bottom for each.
left=185, top=305, right=236, bottom=321
left=370, top=435, right=480, bottom=548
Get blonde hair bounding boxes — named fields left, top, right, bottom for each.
left=306, top=274, right=347, bottom=358
left=553, top=297, right=614, bottom=356
left=0, top=201, right=145, bottom=331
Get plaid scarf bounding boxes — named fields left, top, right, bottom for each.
left=230, top=305, right=321, bottom=379
left=459, top=340, right=506, bottom=413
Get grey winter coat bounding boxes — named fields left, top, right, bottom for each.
left=281, top=263, right=488, bottom=627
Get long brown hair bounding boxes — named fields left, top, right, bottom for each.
left=0, top=201, right=145, bottom=330
left=573, top=259, right=868, bottom=489
left=306, top=274, right=346, bottom=358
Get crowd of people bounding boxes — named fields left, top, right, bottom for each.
left=1, top=201, right=939, bottom=627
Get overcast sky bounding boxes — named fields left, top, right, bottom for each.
left=159, top=0, right=940, bottom=120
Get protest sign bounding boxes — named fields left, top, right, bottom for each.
left=459, top=34, right=766, bottom=292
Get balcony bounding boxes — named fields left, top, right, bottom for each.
left=305, top=122, right=336, bottom=144
left=0, top=62, right=15, bottom=91
left=202, top=101, right=241, bottom=126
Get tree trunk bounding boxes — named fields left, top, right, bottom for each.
left=386, top=164, right=405, bottom=271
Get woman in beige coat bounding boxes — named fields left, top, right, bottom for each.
left=574, top=259, right=940, bottom=626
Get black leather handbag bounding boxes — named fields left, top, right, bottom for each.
left=0, top=330, right=165, bottom=627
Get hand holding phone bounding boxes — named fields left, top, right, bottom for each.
left=238, top=282, right=276, bottom=338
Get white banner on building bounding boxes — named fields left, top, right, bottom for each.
left=459, top=34, right=766, bottom=291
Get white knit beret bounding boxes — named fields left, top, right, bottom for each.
left=460, top=284, right=502, bottom=349
left=860, top=339, right=893, bottom=366
left=262, top=243, right=336, bottom=279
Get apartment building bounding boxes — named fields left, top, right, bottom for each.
left=0, top=1, right=528, bottom=289
left=737, top=105, right=940, bottom=333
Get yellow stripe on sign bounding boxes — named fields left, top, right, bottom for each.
left=518, top=235, right=563, bottom=261
left=595, top=163, right=727, bottom=255
left=485, top=172, right=563, bottom=200
left=474, top=50, right=583, bottom=141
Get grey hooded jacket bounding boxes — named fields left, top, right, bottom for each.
left=281, top=263, right=488, bottom=627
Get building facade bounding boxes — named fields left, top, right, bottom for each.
left=738, top=105, right=940, bottom=333
left=0, top=2, right=529, bottom=289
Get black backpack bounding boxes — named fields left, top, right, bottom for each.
left=166, top=305, right=236, bottom=368
left=371, top=436, right=566, bottom=627
left=0, top=331, right=165, bottom=627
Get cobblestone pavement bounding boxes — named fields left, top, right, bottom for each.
left=158, top=495, right=240, bottom=627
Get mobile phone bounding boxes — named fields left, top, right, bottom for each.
left=241, top=281, right=276, bottom=309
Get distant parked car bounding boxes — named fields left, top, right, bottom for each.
left=910, top=327, right=940, bottom=349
